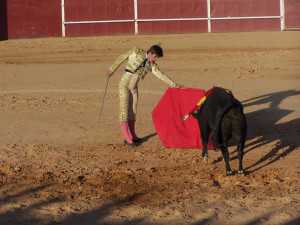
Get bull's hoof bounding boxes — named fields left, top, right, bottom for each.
left=203, top=154, right=209, bottom=164
left=226, top=171, right=233, bottom=177
left=237, top=170, right=245, bottom=176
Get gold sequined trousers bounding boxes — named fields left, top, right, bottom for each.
left=118, top=72, right=140, bottom=121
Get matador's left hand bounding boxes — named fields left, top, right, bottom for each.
left=106, top=70, right=114, bottom=78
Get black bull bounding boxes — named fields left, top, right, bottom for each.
left=192, top=87, right=247, bottom=176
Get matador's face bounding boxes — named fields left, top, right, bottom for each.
left=147, top=52, right=159, bottom=63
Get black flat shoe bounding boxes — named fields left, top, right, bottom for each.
left=132, top=138, right=143, bottom=143
left=124, top=140, right=137, bottom=147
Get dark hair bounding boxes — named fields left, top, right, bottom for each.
left=147, top=45, right=163, bottom=57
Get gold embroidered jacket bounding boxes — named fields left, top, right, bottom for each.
left=109, top=47, right=176, bottom=87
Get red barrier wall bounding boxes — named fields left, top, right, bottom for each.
left=211, top=0, right=280, bottom=17
left=5, top=0, right=61, bottom=39
left=285, top=0, right=300, bottom=29
left=1, top=0, right=299, bottom=40
left=64, top=0, right=135, bottom=36
left=137, top=0, right=207, bottom=34
left=210, top=0, right=281, bottom=32
left=211, top=18, right=280, bottom=33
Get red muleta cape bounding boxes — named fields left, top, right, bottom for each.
left=152, top=88, right=214, bottom=149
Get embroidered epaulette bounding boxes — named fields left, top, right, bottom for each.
left=134, top=47, right=146, bottom=55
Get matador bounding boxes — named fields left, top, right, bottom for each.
left=106, top=45, right=183, bottom=147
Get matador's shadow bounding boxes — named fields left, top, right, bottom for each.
left=141, top=132, right=157, bottom=143
left=237, top=89, right=300, bottom=173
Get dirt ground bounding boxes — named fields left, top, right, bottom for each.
left=0, top=31, right=299, bottom=225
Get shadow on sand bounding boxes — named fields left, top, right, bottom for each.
left=1, top=182, right=298, bottom=225
left=0, top=183, right=216, bottom=225
left=224, top=89, right=300, bottom=173
left=142, top=132, right=157, bottom=142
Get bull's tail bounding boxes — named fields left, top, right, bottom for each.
left=211, top=104, right=234, bottom=148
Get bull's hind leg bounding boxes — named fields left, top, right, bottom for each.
left=219, top=145, right=232, bottom=176
left=237, top=142, right=245, bottom=176
left=219, top=119, right=232, bottom=176
left=234, top=114, right=247, bottom=176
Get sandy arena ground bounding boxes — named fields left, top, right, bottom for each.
left=0, top=31, right=299, bottom=225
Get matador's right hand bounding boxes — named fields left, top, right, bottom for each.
left=106, top=70, right=114, bottom=78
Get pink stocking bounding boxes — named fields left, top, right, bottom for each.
left=120, top=121, right=133, bottom=144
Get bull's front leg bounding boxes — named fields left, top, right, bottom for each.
left=200, top=126, right=211, bottom=165
left=219, top=145, right=232, bottom=176
left=202, top=144, right=209, bottom=164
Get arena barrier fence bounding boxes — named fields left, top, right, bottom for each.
left=61, top=0, right=288, bottom=37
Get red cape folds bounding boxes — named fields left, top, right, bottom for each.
left=152, top=88, right=214, bottom=149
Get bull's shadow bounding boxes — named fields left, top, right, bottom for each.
left=239, top=89, right=300, bottom=173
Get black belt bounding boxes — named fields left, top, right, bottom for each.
left=125, top=69, right=134, bottom=74
left=125, top=58, right=148, bottom=74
